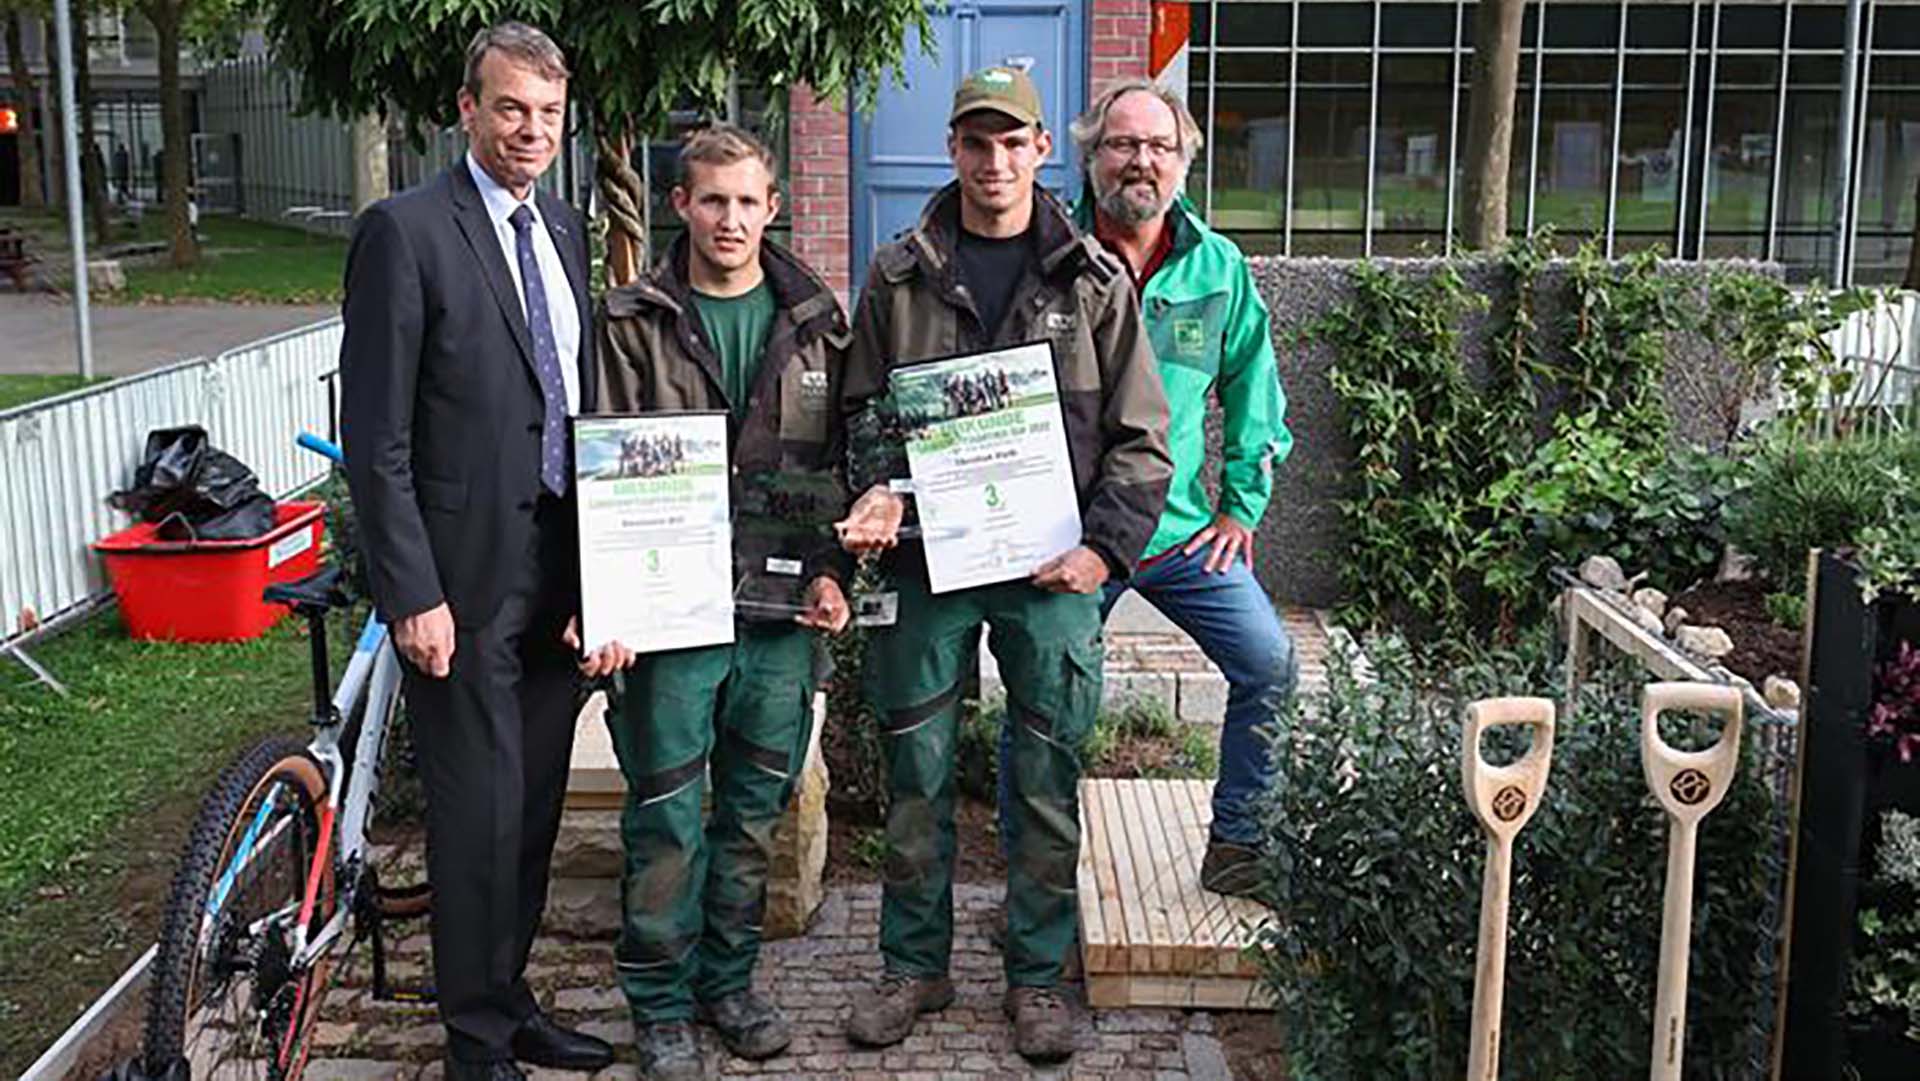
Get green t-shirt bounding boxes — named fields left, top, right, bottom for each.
left=691, top=281, right=776, bottom=419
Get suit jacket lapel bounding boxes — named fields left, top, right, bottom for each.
left=447, top=163, right=537, bottom=381
left=539, top=189, right=597, bottom=413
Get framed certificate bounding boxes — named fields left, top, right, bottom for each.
left=572, top=412, right=735, bottom=654
left=890, top=340, right=1082, bottom=594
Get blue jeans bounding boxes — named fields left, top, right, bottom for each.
left=997, top=546, right=1298, bottom=848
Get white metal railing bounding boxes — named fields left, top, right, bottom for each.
left=0, top=318, right=343, bottom=646
left=1814, top=289, right=1920, bottom=439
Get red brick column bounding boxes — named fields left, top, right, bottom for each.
left=1091, top=0, right=1152, bottom=95
left=787, top=84, right=852, bottom=298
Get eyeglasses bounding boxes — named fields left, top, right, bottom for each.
left=1098, top=135, right=1182, bottom=160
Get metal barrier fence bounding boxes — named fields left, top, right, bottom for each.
left=1817, top=289, right=1920, bottom=439
left=0, top=319, right=344, bottom=647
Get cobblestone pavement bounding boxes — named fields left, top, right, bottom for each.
left=303, top=883, right=1240, bottom=1081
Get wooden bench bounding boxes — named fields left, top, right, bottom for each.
left=1, top=227, right=40, bottom=291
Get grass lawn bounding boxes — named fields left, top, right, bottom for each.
left=0, top=207, right=346, bottom=304
left=120, top=217, right=347, bottom=305
left=0, top=374, right=106, bottom=412
left=0, top=607, right=345, bottom=1075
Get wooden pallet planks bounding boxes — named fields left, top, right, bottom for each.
left=1079, top=778, right=1274, bottom=1009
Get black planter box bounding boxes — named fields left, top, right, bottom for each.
left=1779, top=550, right=1920, bottom=1081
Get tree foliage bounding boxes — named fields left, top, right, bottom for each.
left=258, top=0, right=932, bottom=280
left=267, top=0, right=926, bottom=136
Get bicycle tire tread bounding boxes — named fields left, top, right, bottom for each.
left=143, top=736, right=327, bottom=1077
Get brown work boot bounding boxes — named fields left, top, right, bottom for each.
left=1199, top=838, right=1275, bottom=906
left=1003, top=985, right=1077, bottom=1063
left=844, top=971, right=956, bottom=1047
left=695, top=989, right=790, bottom=1060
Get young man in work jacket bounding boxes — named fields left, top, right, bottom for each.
left=584, top=123, right=853, bottom=1081
left=834, top=66, right=1174, bottom=1065
left=1055, top=81, right=1297, bottom=895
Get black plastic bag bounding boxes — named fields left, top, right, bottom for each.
left=110, top=425, right=277, bottom=541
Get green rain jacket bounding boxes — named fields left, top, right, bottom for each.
left=1074, top=190, right=1293, bottom=562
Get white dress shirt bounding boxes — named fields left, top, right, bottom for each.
left=466, top=153, right=582, bottom=415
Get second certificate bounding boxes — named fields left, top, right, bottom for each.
left=574, top=412, right=735, bottom=654
left=893, top=341, right=1082, bottom=594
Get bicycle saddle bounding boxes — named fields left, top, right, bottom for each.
left=264, top=565, right=348, bottom=610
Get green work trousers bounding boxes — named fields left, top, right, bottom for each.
left=865, top=573, right=1103, bottom=987
left=608, top=624, right=817, bottom=1021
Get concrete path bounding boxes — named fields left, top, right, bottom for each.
left=0, top=294, right=337, bottom=377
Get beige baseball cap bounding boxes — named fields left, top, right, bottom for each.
left=949, top=65, right=1045, bottom=128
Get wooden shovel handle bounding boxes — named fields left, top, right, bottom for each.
left=1462, top=697, right=1556, bottom=837
left=1640, top=682, right=1743, bottom=821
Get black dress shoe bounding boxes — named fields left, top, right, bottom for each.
left=510, top=1011, right=616, bottom=1071
left=443, top=1058, right=526, bottom=1081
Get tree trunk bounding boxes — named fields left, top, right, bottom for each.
left=1459, top=0, right=1527, bottom=251
left=350, top=112, right=389, bottom=213
left=1904, top=173, right=1920, bottom=291
left=595, top=128, right=645, bottom=287
left=147, top=0, right=196, bottom=267
left=42, top=10, right=64, bottom=208
left=71, top=0, right=110, bottom=246
left=5, top=14, right=46, bottom=208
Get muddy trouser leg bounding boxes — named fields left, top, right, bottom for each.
left=609, top=644, right=730, bottom=1023
left=692, top=625, right=817, bottom=1002
left=985, top=584, right=1104, bottom=988
left=868, top=577, right=987, bottom=978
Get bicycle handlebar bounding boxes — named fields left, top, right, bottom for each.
left=299, top=431, right=345, bottom=463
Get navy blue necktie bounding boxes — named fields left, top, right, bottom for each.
left=510, top=204, right=569, bottom=496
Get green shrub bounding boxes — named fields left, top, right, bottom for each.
left=822, top=610, right=888, bottom=820
left=1321, top=242, right=1710, bottom=648
left=1851, top=810, right=1920, bottom=1039
left=1478, top=415, right=1738, bottom=607
left=1153, top=723, right=1219, bottom=780
left=1722, top=432, right=1920, bottom=590
left=1763, top=590, right=1806, bottom=630
left=1256, top=631, right=1786, bottom=1081
left=955, top=696, right=1005, bottom=802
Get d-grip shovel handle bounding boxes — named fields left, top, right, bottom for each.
left=1640, top=682, right=1743, bottom=824
left=1461, top=697, right=1557, bottom=840
left=1462, top=696, right=1554, bottom=1081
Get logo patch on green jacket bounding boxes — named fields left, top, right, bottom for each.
left=1172, top=318, right=1208, bottom=357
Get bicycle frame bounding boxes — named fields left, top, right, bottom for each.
left=287, top=610, right=402, bottom=968
left=218, top=432, right=410, bottom=978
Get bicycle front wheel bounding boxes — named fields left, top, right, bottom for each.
left=144, top=736, right=337, bottom=1081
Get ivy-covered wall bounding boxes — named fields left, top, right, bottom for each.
left=1237, top=256, right=1780, bottom=609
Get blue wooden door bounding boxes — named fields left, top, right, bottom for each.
left=851, top=0, right=1086, bottom=291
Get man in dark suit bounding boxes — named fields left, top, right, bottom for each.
left=339, top=22, right=618, bottom=1081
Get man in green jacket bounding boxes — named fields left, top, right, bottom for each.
left=1026, top=80, right=1297, bottom=896
left=834, top=66, right=1172, bottom=1065
left=585, top=124, right=852, bottom=1081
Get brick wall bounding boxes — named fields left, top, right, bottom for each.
left=1091, top=0, right=1152, bottom=94
left=786, top=84, right=853, bottom=298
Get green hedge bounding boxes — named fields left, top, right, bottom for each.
left=1255, top=632, right=1789, bottom=1081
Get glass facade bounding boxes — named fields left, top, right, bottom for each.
left=1187, top=0, right=1920, bottom=283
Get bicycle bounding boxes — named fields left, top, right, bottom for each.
left=141, top=432, right=432, bottom=1081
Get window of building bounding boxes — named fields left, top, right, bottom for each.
left=1184, top=0, right=1907, bottom=281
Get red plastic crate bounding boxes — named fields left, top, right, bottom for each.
left=94, top=501, right=328, bottom=642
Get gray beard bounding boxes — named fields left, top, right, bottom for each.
left=1096, top=180, right=1172, bottom=227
